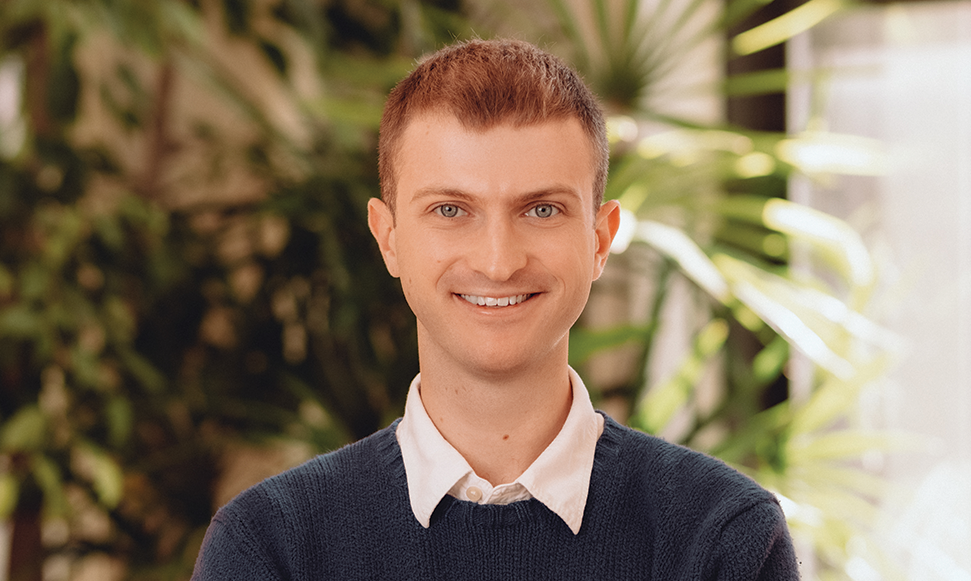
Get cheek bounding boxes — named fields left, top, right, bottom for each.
left=398, top=250, right=447, bottom=296
left=557, top=238, right=597, bottom=277
left=406, top=235, right=459, bottom=278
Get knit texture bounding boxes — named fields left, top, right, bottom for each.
left=192, top=415, right=799, bottom=580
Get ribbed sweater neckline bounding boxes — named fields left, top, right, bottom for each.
left=369, top=413, right=628, bottom=532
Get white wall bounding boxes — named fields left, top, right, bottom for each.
left=790, top=3, right=971, bottom=579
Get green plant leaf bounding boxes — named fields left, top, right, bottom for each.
left=0, top=264, right=14, bottom=298
left=712, top=253, right=891, bottom=379
left=752, top=335, right=788, bottom=385
left=794, top=483, right=881, bottom=528
left=117, top=347, right=166, bottom=393
left=546, top=0, right=590, bottom=71
left=723, top=68, right=790, bottom=96
left=309, top=96, right=384, bottom=129
left=710, top=401, right=791, bottom=465
left=105, top=396, right=133, bottom=447
left=762, top=197, right=875, bottom=291
left=776, top=131, right=887, bottom=176
left=0, top=472, right=19, bottom=519
left=636, top=220, right=730, bottom=303
left=569, top=323, right=655, bottom=367
left=79, top=444, right=125, bottom=508
left=0, top=304, right=44, bottom=338
left=18, top=262, right=51, bottom=301
left=790, top=463, right=890, bottom=499
left=789, top=356, right=891, bottom=436
left=731, top=0, right=846, bottom=56
left=788, top=430, right=920, bottom=463
left=722, top=0, right=775, bottom=31
left=47, top=33, right=80, bottom=123
left=0, top=406, right=47, bottom=452
left=632, top=318, right=728, bottom=433
left=32, top=453, right=68, bottom=517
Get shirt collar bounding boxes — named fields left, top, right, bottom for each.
left=395, top=367, right=603, bottom=535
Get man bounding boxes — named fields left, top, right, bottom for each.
left=192, top=38, right=799, bottom=580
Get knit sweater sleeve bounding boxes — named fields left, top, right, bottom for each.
left=610, top=418, right=800, bottom=581
left=190, top=487, right=290, bottom=581
left=708, top=498, right=800, bottom=581
left=190, top=424, right=406, bottom=581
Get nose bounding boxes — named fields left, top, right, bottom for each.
left=469, top=216, right=528, bottom=281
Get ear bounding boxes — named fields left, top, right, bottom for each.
left=592, top=199, right=621, bottom=280
left=368, top=198, right=400, bottom=278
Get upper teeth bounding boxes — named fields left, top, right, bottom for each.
left=461, top=294, right=531, bottom=307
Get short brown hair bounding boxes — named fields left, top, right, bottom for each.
left=378, top=38, right=608, bottom=216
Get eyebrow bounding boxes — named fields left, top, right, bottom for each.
left=410, top=186, right=584, bottom=206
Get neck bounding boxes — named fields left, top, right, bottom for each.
left=417, top=351, right=573, bottom=486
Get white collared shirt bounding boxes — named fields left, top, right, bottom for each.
left=395, top=367, right=604, bottom=535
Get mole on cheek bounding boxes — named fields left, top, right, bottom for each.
left=502, top=434, right=509, bottom=441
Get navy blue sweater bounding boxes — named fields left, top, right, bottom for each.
left=192, top=416, right=799, bottom=580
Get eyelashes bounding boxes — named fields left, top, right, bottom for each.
left=433, top=203, right=561, bottom=219
left=526, top=204, right=559, bottom=218
left=435, top=204, right=465, bottom=218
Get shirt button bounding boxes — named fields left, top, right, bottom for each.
left=466, top=486, right=483, bottom=502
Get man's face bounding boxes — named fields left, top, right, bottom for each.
left=368, top=112, right=619, bottom=378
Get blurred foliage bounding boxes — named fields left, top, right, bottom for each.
left=0, top=0, right=902, bottom=579
left=487, top=0, right=903, bottom=579
left=0, top=0, right=469, bottom=578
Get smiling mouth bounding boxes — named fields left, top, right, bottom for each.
left=459, top=293, right=535, bottom=307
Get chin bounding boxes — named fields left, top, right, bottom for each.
left=458, top=343, right=556, bottom=379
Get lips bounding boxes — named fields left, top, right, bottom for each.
left=459, top=293, right=534, bottom=307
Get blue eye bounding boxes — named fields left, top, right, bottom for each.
left=527, top=204, right=559, bottom=218
left=436, top=204, right=462, bottom=218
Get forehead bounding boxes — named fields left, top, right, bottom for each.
left=395, top=112, right=597, bottom=207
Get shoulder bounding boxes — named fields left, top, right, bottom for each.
left=592, top=415, right=786, bottom=540
left=192, top=422, right=408, bottom=579
left=205, top=421, right=405, bottom=548
left=590, top=416, right=797, bottom=579
left=225, top=420, right=404, bottom=517
left=599, top=415, right=774, bottom=506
